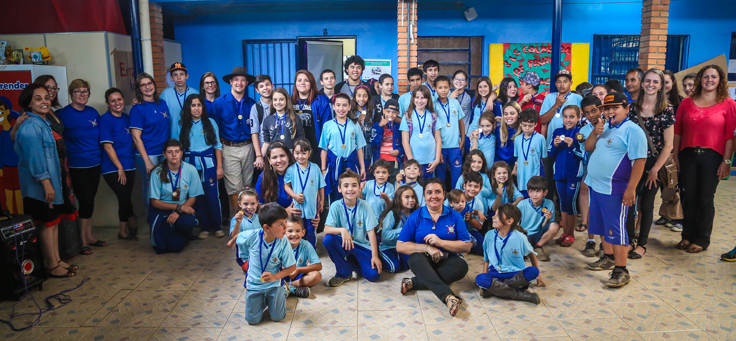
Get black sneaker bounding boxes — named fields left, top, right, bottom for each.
left=328, top=276, right=351, bottom=287
left=605, top=268, right=631, bottom=288
left=582, top=241, right=597, bottom=257
left=596, top=243, right=605, bottom=258
left=587, top=256, right=615, bottom=271
left=721, top=246, right=736, bottom=262
left=290, top=286, right=311, bottom=298
left=654, top=217, right=670, bottom=225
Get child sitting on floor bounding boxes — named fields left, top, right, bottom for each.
left=283, top=216, right=322, bottom=298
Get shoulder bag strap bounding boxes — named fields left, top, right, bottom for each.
left=634, top=107, right=658, bottom=158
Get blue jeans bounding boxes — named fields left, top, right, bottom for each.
left=135, top=154, right=165, bottom=214
left=245, top=286, right=288, bottom=325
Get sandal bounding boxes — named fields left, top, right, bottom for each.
left=555, top=233, right=568, bottom=245
left=560, top=235, right=575, bottom=247
left=445, top=295, right=462, bottom=317
left=88, top=240, right=108, bottom=247
left=687, top=244, right=705, bottom=253
left=400, top=278, right=414, bottom=295
left=118, top=233, right=138, bottom=241
left=47, top=265, right=76, bottom=278
left=80, top=246, right=93, bottom=255
left=575, top=224, right=588, bottom=232
left=628, top=246, right=647, bottom=259
left=675, top=240, right=690, bottom=250
left=62, top=263, right=79, bottom=271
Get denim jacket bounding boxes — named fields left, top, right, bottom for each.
left=14, top=112, right=63, bottom=204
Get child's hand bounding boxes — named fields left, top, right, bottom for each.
left=553, top=136, right=561, bottom=146
left=520, top=93, right=532, bottom=105
left=311, top=214, right=320, bottom=227
left=260, top=271, right=276, bottom=283
left=371, top=256, right=382, bottom=273
left=395, top=173, right=403, bottom=183
left=496, top=186, right=504, bottom=196
left=380, top=192, right=390, bottom=201
left=464, top=212, right=472, bottom=221
left=564, top=137, right=574, bottom=147
left=390, top=150, right=399, bottom=157
left=340, top=229, right=354, bottom=250
left=427, top=159, right=440, bottom=173
left=227, top=236, right=238, bottom=249
left=360, top=168, right=366, bottom=181
left=469, top=129, right=479, bottom=141
left=295, top=193, right=305, bottom=204
left=360, top=181, right=366, bottom=190
left=234, top=210, right=244, bottom=221
left=544, top=209, right=553, bottom=220
left=536, top=276, right=546, bottom=287
left=476, top=211, right=487, bottom=223
left=379, top=116, right=389, bottom=127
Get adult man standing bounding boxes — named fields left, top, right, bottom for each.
left=209, top=67, right=263, bottom=215
left=625, top=68, right=643, bottom=102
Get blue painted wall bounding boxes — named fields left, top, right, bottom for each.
left=174, top=0, right=736, bottom=92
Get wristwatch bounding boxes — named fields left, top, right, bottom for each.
left=725, top=159, right=732, bottom=165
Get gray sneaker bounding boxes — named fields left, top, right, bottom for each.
left=605, top=268, right=631, bottom=288
left=582, top=241, right=597, bottom=257
left=671, top=223, right=683, bottom=232
left=328, top=276, right=351, bottom=287
left=587, top=256, right=615, bottom=271
left=534, top=247, right=550, bottom=261
left=290, top=286, right=311, bottom=298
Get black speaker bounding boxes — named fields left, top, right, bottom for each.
left=0, top=214, right=46, bottom=301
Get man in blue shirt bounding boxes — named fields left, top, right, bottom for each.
left=160, top=62, right=199, bottom=139
left=209, top=67, right=262, bottom=218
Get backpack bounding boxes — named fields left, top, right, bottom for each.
left=254, top=101, right=265, bottom=124
left=406, top=110, right=438, bottom=135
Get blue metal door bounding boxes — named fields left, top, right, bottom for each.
left=243, top=39, right=298, bottom=100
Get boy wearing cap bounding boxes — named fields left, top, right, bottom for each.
left=371, top=99, right=404, bottom=182
left=584, top=92, right=647, bottom=288
left=518, top=72, right=545, bottom=123
left=335, top=56, right=372, bottom=97
left=209, top=67, right=262, bottom=217
left=161, top=62, right=199, bottom=139
left=398, top=68, right=425, bottom=117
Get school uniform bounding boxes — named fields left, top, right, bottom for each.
left=379, top=212, right=410, bottom=273
left=444, top=196, right=485, bottom=255
left=398, top=91, right=412, bottom=118
left=318, top=119, right=366, bottom=201
left=399, top=109, right=441, bottom=179
left=464, top=100, right=487, bottom=155
left=578, top=123, right=607, bottom=180
left=423, top=82, right=440, bottom=102
left=284, top=162, right=326, bottom=247
left=362, top=180, right=395, bottom=222
left=514, top=132, right=547, bottom=196
left=232, top=212, right=260, bottom=268
left=370, top=121, right=404, bottom=174
left=455, top=173, right=493, bottom=213
left=487, top=185, right=524, bottom=215
left=130, top=100, right=171, bottom=212
left=585, top=119, right=647, bottom=246
left=248, top=99, right=271, bottom=149
left=539, top=92, right=583, bottom=147
left=495, top=125, right=518, bottom=165
left=204, top=98, right=215, bottom=114
left=160, top=86, right=199, bottom=139
left=148, top=162, right=204, bottom=254
left=453, top=90, right=475, bottom=120
left=491, top=101, right=504, bottom=117
left=475, top=132, right=496, bottom=166
left=261, top=113, right=305, bottom=150
left=285, top=239, right=321, bottom=284
left=237, top=229, right=295, bottom=325
left=209, top=93, right=256, bottom=195
left=518, top=198, right=555, bottom=246
left=255, top=173, right=292, bottom=208
left=99, top=111, right=137, bottom=222
left=548, top=126, right=584, bottom=215
left=434, top=97, right=464, bottom=185
left=397, top=180, right=424, bottom=207
left=174, top=118, right=223, bottom=233
left=293, top=95, right=332, bottom=164
left=475, top=229, right=539, bottom=289
left=323, top=199, right=380, bottom=282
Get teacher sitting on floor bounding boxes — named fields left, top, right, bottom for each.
left=149, top=139, right=203, bottom=254
left=396, top=178, right=472, bottom=317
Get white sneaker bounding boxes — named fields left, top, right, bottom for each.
left=215, top=230, right=226, bottom=238
left=198, top=231, right=209, bottom=239
left=670, top=223, right=683, bottom=232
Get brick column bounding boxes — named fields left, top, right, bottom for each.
left=397, top=0, right=418, bottom=95
left=150, top=3, right=167, bottom=93
left=638, top=0, right=669, bottom=70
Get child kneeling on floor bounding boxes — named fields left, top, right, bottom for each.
left=476, top=204, right=545, bottom=304
left=236, top=203, right=296, bottom=325
left=283, top=215, right=322, bottom=298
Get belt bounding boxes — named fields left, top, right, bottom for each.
left=689, top=146, right=713, bottom=155
left=221, top=138, right=252, bottom=147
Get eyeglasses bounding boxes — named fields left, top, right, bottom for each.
left=45, top=86, right=59, bottom=92
left=454, top=78, right=467, bottom=83
left=140, top=82, right=155, bottom=88
left=73, top=90, right=90, bottom=96
left=204, top=81, right=217, bottom=86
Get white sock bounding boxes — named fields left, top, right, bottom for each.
left=588, top=239, right=595, bottom=243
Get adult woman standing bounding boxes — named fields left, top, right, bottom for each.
left=255, top=141, right=302, bottom=217
left=130, top=73, right=170, bottom=214
left=199, top=72, right=220, bottom=113
left=625, top=69, right=675, bottom=259
left=292, top=70, right=331, bottom=164
left=9, top=75, right=64, bottom=141
left=673, top=65, right=736, bottom=253
left=15, top=84, right=78, bottom=277
left=663, top=70, right=683, bottom=113
left=57, top=79, right=106, bottom=254
left=397, top=178, right=472, bottom=316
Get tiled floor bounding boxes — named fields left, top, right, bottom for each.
left=2, top=182, right=736, bottom=341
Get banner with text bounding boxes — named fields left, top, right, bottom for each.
left=502, top=43, right=572, bottom=93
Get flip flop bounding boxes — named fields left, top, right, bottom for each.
left=675, top=240, right=690, bottom=250
left=575, top=224, right=588, bottom=232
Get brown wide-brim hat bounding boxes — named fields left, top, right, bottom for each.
left=222, top=66, right=256, bottom=85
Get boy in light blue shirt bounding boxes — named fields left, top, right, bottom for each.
left=433, top=76, right=465, bottom=186
left=513, top=108, right=547, bottom=198
left=283, top=216, right=322, bottom=298
left=362, top=160, right=396, bottom=220
left=160, top=62, right=199, bottom=139
left=398, top=68, right=424, bottom=116
left=516, top=176, right=559, bottom=262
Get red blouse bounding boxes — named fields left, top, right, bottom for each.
left=674, top=97, right=736, bottom=156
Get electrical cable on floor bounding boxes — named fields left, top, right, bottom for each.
left=0, top=232, right=90, bottom=332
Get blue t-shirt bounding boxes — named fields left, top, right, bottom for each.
left=379, top=212, right=409, bottom=251
left=585, top=120, right=647, bottom=195
left=209, top=93, right=255, bottom=143
left=539, top=92, right=583, bottom=146
left=149, top=162, right=204, bottom=204
left=292, top=239, right=321, bottom=268
left=129, top=100, right=171, bottom=156
left=398, top=91, right=412, bottom=118
left=483, top=229, right=536, bottom=273
left=424, top=82, right=439, bottom=102
left=400, top=109, right=441, bottom=165
left=230, top=212, right=260, bottom=235
left=99, top=112, right=135, bottom=174
left=495, top=125, right=518, bottom=165
left=57, top=105, right=101, bottom=168
left=362, top=180, right=395, bottom=221
left=397, top=180, right=424, bottom=207
left=398, top=205, right=471, bottom=254
left=284, top=162, right=325, bottom=220
left=517, top=198, right=555, bottom=236
left=236, top=229, right=296, bottom=291
left=434, top=97, right=465, bottom=149
left=514, top=132, right=547, bottom=191
left=256, top=172, right=292, bottom=208
left=325, top=199, right=377, bottom=250
left=476, top=132, right=495, bottom=166
left=318, top=119, right=366, bottom=157
left=160, top=86, right=199, bottom=139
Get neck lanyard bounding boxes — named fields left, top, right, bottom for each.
left=521, top=132, right=535, bottom=164
left=438, top=100, right=451, bottom=127
left=425, top=82, right=436, bottom=98
left=342, top=200, right=358, bottom=234
left=402, top=180, right=417, bottom=186
left=259, top=230, right=277, bottom=274
left=479, top=100, right=487, bottom=114
left=297, top=99, right=306, bottom=114
left=168, top=165, right=181, bottom=193
left=347, top=82, right=358, bottom=97
left=297, top=163, right=311, bottom=193
left=494, top=230, right=513, bottom=266
left=609, top=117, right=629, bottom=129
left=373, top=181, right=386, bottom=197
left=381, top=96, right=388, bottom=109
left=463, top=198, right=475, bottom=216
left=293, top=243, right=300, bottom=263
left=530, top=199, right=545, bottom=217
left=277, top=114, right=287, bottom=139
left=334, top=119, right=348, bottom=149
left=176, top=87, right=189, bottom=110
left=556, top=92, right=571, bottom=116
left=459, top=92, right=466, bottom=105
left=243, top=211, right=254, bottom=224
left=415, top=109, right=427, bottom=137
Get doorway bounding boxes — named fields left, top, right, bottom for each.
left=298, top=36, right=356, bottom=87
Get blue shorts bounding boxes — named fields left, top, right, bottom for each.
left=527, top=223, right=550, bottom=246
left=588, top=188, right=629, bottom=246
left=556, top=180, right=580, bottom=215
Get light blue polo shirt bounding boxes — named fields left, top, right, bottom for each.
left=230, top=213, right=260, bottom=235
left=455, top=173, right=492, bottom=212
left=514, top=132, right=548, bottom=191
left=483, top=229, right=536, bottom=273
left=237, top=229, right=296, bottom=291
left=517, top=198, right=555, bottom=236
left=476, top=133, right=496, bottom=166
left=398, top=91, right=412, bottom=118
left=173, top=118, right=223, bottom=170
left=292, top=239, right=321, bottom=268
left=150, top=162, right=204, bottom=204
left=160, top=86, right=199, bottom=139
left=398, top=206, right=471, bottom=254
left=325, top=199, right=378, bottom=250
left=434, top=97, right=465, bottom=149
left=539, top=92, right=582, bottom=146
left=487, top=186, right=524, bottom=209
left=284, top=162, right=326, bottom=220
left=399, top=109, right=441, bottom=165
left=398, top=180, right=424, bottom=207
left=424, top=82, right=439, bottom=102
left=579, top=122, right=608, bottom=165
left=362, top=180, right=396, bottom=221
left=379, top=212, right=408, bottom=251
left=318, top=119, right=366, bottom=157
left=444, top=196, right=484, bottom=232
left=585, top=120, right=647, bottom=195
left=466, top=100, right=488, bottom=137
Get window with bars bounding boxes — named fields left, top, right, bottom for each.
left=591, top=34, right=690, bottom=85
left=417, top=36, right=483, bottom=90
